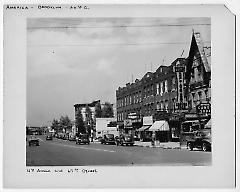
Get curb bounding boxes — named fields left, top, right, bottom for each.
left=135, top=145, right=182, bottom=149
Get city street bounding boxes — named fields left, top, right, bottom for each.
left=26, top=135, right=211, bottom=166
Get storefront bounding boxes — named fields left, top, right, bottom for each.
left=137, top=125, right=151, bottom=141
left=168, top=113, right=183, bottom=141
left=137, top=116, right=153, bottom=141
left=148, top=120, right=170, bottom=142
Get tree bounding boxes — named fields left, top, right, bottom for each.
left=51, top=119, right=60, bottom=133
left=59, top=115, right=72, bottom=133
left=75, top=111, right=86, bottom=134
left=102, top=102, right=114, bottom=118
left=95, top=102, right=102, bottom=118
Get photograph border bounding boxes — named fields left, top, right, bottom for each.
left=2, top=3, right=236, bottom=189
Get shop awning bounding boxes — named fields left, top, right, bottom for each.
left=137, top=125, right=151, bottom=132
left=205, top=119, right=211, bottom=128
left=149, top=121, right=169, bottom=131
left=182, top=120, right=199, bottom=124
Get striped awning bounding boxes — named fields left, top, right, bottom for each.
left=137, top=125, right=151, bottom=132
left=149, top=121, right=169, bottom=131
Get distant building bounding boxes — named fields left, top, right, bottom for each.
left=95, top=118, right=118, bottom=138
left=74, top=100, right=100, bottom=122
left=74, top=100, right=116, bottom=135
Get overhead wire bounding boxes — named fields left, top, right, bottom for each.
left=27, top=23, right=211, bottom=29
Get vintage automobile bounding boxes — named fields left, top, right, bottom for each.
left=133, top=135, right=140, bottom=141
left=76, top=134, right=90, bottom=145
left=187, top=129, right=211, bottom=152
left=28, top=136, right=40, bottom=146
left=117, top=134, right=134, bottom=146
left=46, top=134, right=53, bottom=140
left=101, top=134, right=116, bottom=145
left=68, top=135, right=76, bottom=141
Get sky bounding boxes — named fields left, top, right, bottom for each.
left=27, top=17, right=211, bottom=126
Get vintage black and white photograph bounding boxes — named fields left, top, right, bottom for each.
left=3, top=3, right=236, bottom=188
left=26, top=17, right=212, bottom=166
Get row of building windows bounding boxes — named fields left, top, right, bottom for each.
left=117, top=92, right=142, bottom=108
left=117, top=78, right=177, bottom=108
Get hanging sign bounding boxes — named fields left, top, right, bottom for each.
left=173, top=61, right=188, bottom=110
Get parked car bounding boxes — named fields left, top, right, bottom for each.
left=76, top=134, right=90, bottom=145
left=62, top=134, right=68, bottom=140
left=101, top=134, right=116, bottom=145
left=46, top=134, right=53, bottom=140
left=133, top=135, right=140, bottom=141
left=28, top=136, right=40, bottom=146
left=187, top=129, right=211, bottom=152
left=56, top=133, right=63, bottom=139
left=69, top=135, right=76, bottom=141
left=118, top=134, right=134, bottom=146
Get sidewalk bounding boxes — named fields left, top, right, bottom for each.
left=91, top=139, right=182, bottom=149
left=134, top=141, right=181, bottom=149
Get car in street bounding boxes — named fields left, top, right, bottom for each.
left=62, top=134, right=68, bottom=140
left=46, top=134, right=53, bottom=140
left=28, top=135, right=40, bottom=146
left=68, top=135, right=76, bottom=141
left=117, top=134, right=134, bottom=146
left=76, top=134, right=90, bottom=145
left=101, top=134, right=116, bottom=145
left=133, top=135, right=140, bottom=141
left=56, top=133, right=63, bottom=139
left=187, top=129, right=211, bottom=152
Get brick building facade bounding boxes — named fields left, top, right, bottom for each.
left=116, top=58, right=186, bottom=124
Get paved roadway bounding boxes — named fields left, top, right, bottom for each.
left=26, top=135, right=211, bottom=166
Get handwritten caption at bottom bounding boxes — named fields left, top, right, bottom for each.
left=27, top=168, right=98, bottom=174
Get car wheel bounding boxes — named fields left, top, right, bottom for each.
left=202, top=143, right=207, bottom=152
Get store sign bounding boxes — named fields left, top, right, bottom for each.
left=174, top=61, right=187, bottom=110
left=128, top=113, right=138, bottom=119
left=143, top=116, right=153, bottom=125
left=175, top=102, right=188, bottom=110
left=196, top=103, right=211, bottom=114
left=174, top=66, right=185, bottom=72
left=185, top=113, right=198, bottom=118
